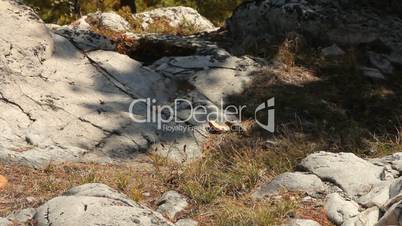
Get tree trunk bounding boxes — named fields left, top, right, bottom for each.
left=120, top=0, right=137, bottom=14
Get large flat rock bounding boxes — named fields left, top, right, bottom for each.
left=0, top=1, right=202, bottom=167
left=299, top=152, right=384, bottom=197
left=0, top=0, right=267, bottom=167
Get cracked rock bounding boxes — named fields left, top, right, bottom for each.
left=357, top=181, right=392, bottom=208
left=0, top=0, right=266, bottom=168
left=35, top=183, right=173, bottom=226
left=299, top=152, right=384, bottom=197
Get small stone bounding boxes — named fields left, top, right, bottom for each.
left=7, top=208, right=36, bottom=224
left=324, top=193, right=359, bottom=225
left=380, top=165, right=398, bottom=180
left=284, top=219, right=322, bottom=226
left=26, top=196, right=36, bottom=203
left=157, top=191, right=189, bottom=220
left=361, top=67, right=385, bottom=80
left=386, top=51, right=402, bottom=66
left=321, top=44, right=345, bottom=57
left=341, top=207, right=379, bottom=226
left=368, top=52, right=394, bottom=74
left=252, top=172, right=325, bottom=199
left=175, top=218, right=198, bottom=226
left=302, top=196, right=315, bottom=203
left=372, top=152, right=402, bottom=173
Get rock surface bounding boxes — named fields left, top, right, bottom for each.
left=372, top=152, right=402, bottom=172
left=341, top=207, right=379, bottom=226
left=284, top=219, right=322, bottom=226
left=376, top=200, right=402, bottom=226
left=6, top=208, right=36, bottom=224
left=357, top=181, right=391, bottom=208
left=252, top=172, right=325, bottom=199
left=175, top=219, right=198, bottom=226
left=368, top=52, right=394, bottom=75
left=321, top=44, right=345, bottom=58
left=324, top=193, right=359, bottom=225
left=156, top=191, right=189, bottom=220
left=0, top=0, right=264, bottom=167
left=226, top=0, right=402, bottom=82
left=284, top=151, right=402, bottom=226
left=4, top=1, right=402, bottom=226
left=35, top=183, right=173, bottom=226
left=227, top=0, right=402, bottom=52
left=0, top=218, right=11, bottom=226
left=300, top=152, right=384, bottom=197
left=133, top=7, right=216, bottom=33
left=93, top=12, right=131, bottom=32
left=361, top=67, right=386, bottom=80
left=51, top=15, right=116, bottom=51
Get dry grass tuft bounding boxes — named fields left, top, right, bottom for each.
left=146, top=129, right=319, bottom=224
left=0, top=162, right=161, bottom=217
left=213, top=195, right=299, bottom=226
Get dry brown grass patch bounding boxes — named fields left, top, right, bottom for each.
left=0, top=162, right=163, bottom=217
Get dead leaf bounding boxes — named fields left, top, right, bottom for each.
left=208, top=120, right=230, bottom=134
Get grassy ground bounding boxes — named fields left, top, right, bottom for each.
left=0, top=134, right=330, bottom=225
left=2, top=35, right=402, bottom=225
left=2, top=7, right=402, bottom=225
